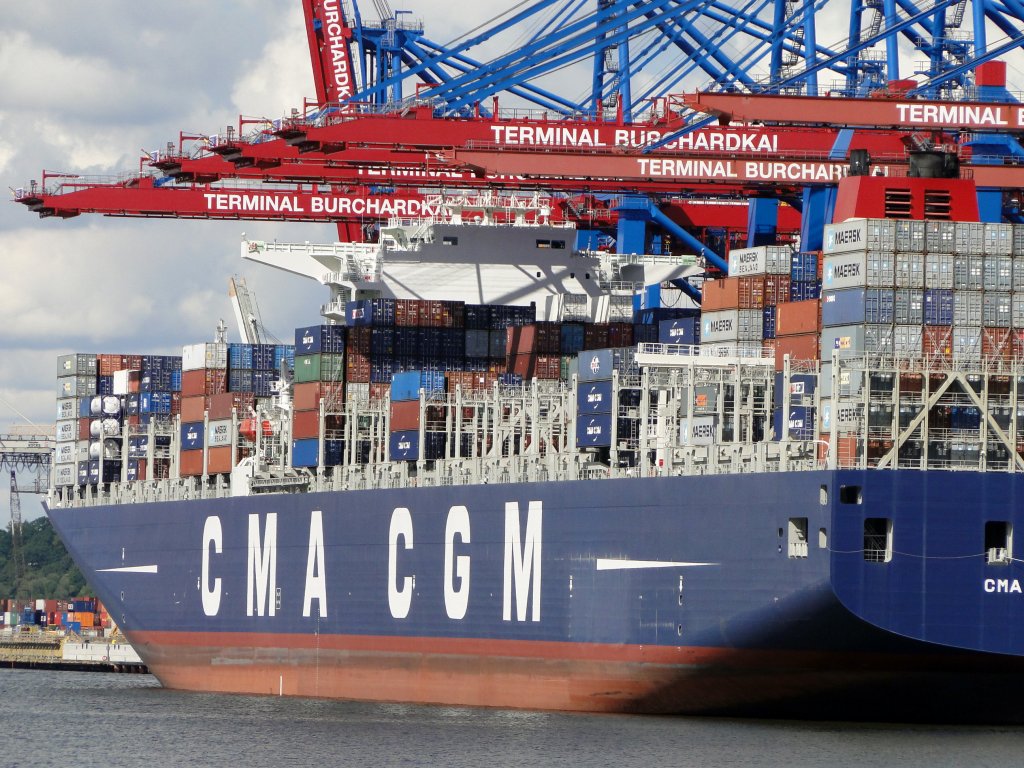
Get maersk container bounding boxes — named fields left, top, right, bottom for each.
left=701, top=310, right=739, bottom=343
left=819, top=398, right=860, bottom=433
left=924, top=289, right=954, bottom=325
left=727, top=245, right=790, bottom=277
left=924, top=253, right=954, bottom=289
left=823, top=219, right=869, bottom=254
left=53, top=463, right=76, bottom=487
left=658, top=317, right=700, bottom=345
left=577, top=380, right=613, bottom=415
left=822, top=252, right=867, bottom=290
left=954, top=291, right=984, bottom=327
left=677, top=416, right=717, bottom=446
left=953, top=255, right=984, bottom=290
left=983, top=292, right=1013, bottom=328
left=180, top=421, right=204, bottom=451
left=576, top=413, right=612, bottom=448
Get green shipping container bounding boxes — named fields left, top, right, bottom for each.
left=294, top=353, right=346, bottom=383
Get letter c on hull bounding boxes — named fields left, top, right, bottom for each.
left=202, top=516, right=222, bottom=616
left=389, top=507, right=414, bottom=619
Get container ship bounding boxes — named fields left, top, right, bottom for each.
left=40, top=164, right=1024, bottom=722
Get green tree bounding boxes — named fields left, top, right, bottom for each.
left=0, top=517, right=86, bottom=600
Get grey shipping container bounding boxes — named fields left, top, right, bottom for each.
left=985, top=222, right=1014, bottom=256
left=1014, top=258, right=1024, bottom=291
left=700, top=342, right=765, bottom=358
left=820, top=324, right=867, bottom=358
left=894, top=289, right=923, bottom=325
left=953, top=291, right=984, bottom=326
left=984, top=256, right=1013, bottom=291
left=953, top=326, right=982, bottom=363
left=893, top=325, right=922, bottom=357
left=1013, top=294, right=1024, bottom=328
left=1014, top=223, right=1024, bottom=257
left=57, top=353, right=97, bottom=378
left=925, top=221, right=956, bottom=254
left=955, top=221, right=986, bottom=256
left=895, top=252, right=925, bottom=289
left=701, top=310, right=740, bottom=342
left=56, top=397, right=78, bottom=421
left=727, top=245, right=790, bottom=276
left=55, top=419, right=78, bottom=443
left=865, top=251, right=896, bottom=287
left=57, top=375, right=97, bottom=398
left=53, top=463, right=77, bottom=487
left=983, top=292, right=1013, bottom=328
left=924, top=253, right=954, bottom=289
left=953, top=255, right=984, bottom=290
left=895, top=220, right=926, bottom=253
left=820, top=361, right=865, bottom=399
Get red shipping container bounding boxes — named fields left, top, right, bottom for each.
left=78, top=418, right=91, bottom=440
left=396, top=299, right=419, bottom=327
left=292, top=409, right=321, bottom=439
left=207, top=446, right=233, bottom=474
left=738, top=276, right=766, bottom=309
left=763, top=275, right=791, bottom=306
left=293, top=382, right=323, bottom=411
left=507, top=323, right=562, bottom=355
left=179, top=449, right=204, bottom=477
left=701, top=277, right=740, bottom=311
left=584, top=323, right=609, bottom=350
left=346, top=353, right=371, bottom=383
left=97, top=353, right=129, bottom=376
left=182, top=368, right=226, bottom=397
left=390, top=400, right=421, bottom=432
left=126, top=355, right=143, bottom=371
left=819, top=433, right=860, bottom=468
left=369, top=382, right=390, bottom=401
left=921, top=323, right=950, bottom=362
left=136, top=458, right=148, bottom=481
left=976, top=60, right=1006, bottom=87
left=982, top=327, right=1013, bottom=363
left=126, top=414, right=140, bottom=427
left=171, top=392, right=182, bottom=415
left=774, top=333, right=819, bottom=370
left=776, top=300, right=821, bottom=336
left=180, top=395, right=207, bottom=423
left=511, top=353, right=561, bottom=380
left=346, top=326, right=372, bottom=354
left=762, top=339, right=777, bottom=358
left=607, top=322, right=633, bottom=347
left=1012, top=330, right=1024, bottom=360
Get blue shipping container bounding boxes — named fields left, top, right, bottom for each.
left=772, top=373, right=818, bottom=407
left=762, top=305, right=777, bottom=340
left=822, top=288, right=895, bottom=326
left=390, top=430, right=419, bottom=461
left=577, top=380, right=614, bottom=414
left=292, top=438, right=320, bottom=467
left=658, top=317, right=700, bottom=346
left=576, top=413, right=613, bottom=447
left=772, top=406, right=816, bottom=441
left=924, top=289, right=955, bottom=325
left=180, top=421, right=204, bottom=450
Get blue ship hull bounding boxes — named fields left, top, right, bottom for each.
left=46, top=469, right=1024, bottom=720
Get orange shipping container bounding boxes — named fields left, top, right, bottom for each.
left=701, top=277, right=740, bottom=312
left=776, top=300, right=821, bottom=336
left=390, top=400, right=421, bottom=432
left=774, top=333, right=819, bottom=370
left=207, top=445, right=233, bottom=474
left=179, top=449, right=204, bottom=477
left=737, top=276, right=766, bottom=309
left=180, top=395, right=207, bottom=423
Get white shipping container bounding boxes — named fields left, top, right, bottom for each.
left=678, top=416, right=717, bottom=446
left=895, top=253, right=925, bottom=289
left=822, top=252, right=867, bottom=290
left=924, top=253, right=954, bottom=289
left=820, top=398, right=860, bottom=433
left=182, top=342, right=228, bottom=372
left=53, top=463, right=76, bottom=487
left=984, top=222, right=1014, bottom=256
left=57, top=397, right=78, bottom=421
left=208, top=419, right=232, bottom=447
left=699, top=342, right=766, bottom=359
left=727, top=245, right=790, bottom=276
left=54, top=442, right=77, bottom=465
left=55, top=419, right=78, bottom=443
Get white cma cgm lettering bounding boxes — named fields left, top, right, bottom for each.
left=984, top=578, right=1024, bottom=593
left=201, top=504, right=543, bottom=622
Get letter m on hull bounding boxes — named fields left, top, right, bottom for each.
left=248, top=513, right=278, bottom=617
left=503, top=501, right=542, bottom=622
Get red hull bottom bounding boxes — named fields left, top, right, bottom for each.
left=131, top=630, right=1024, bottom=720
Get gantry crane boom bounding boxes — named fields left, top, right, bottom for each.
left=302, top=0, right=358, bottom=108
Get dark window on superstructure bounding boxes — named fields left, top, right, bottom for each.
left=551, top=240, right=566, bottom=249
left=864, top=518, right=892, bottom=563
left=839, top=485, right=862, bottom=504
left=985, top=521, right=1012, bottom=565
left=442, top=236, right=459, bottom=246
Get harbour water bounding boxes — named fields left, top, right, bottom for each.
left=1, top=668, right=1021, bottom=767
